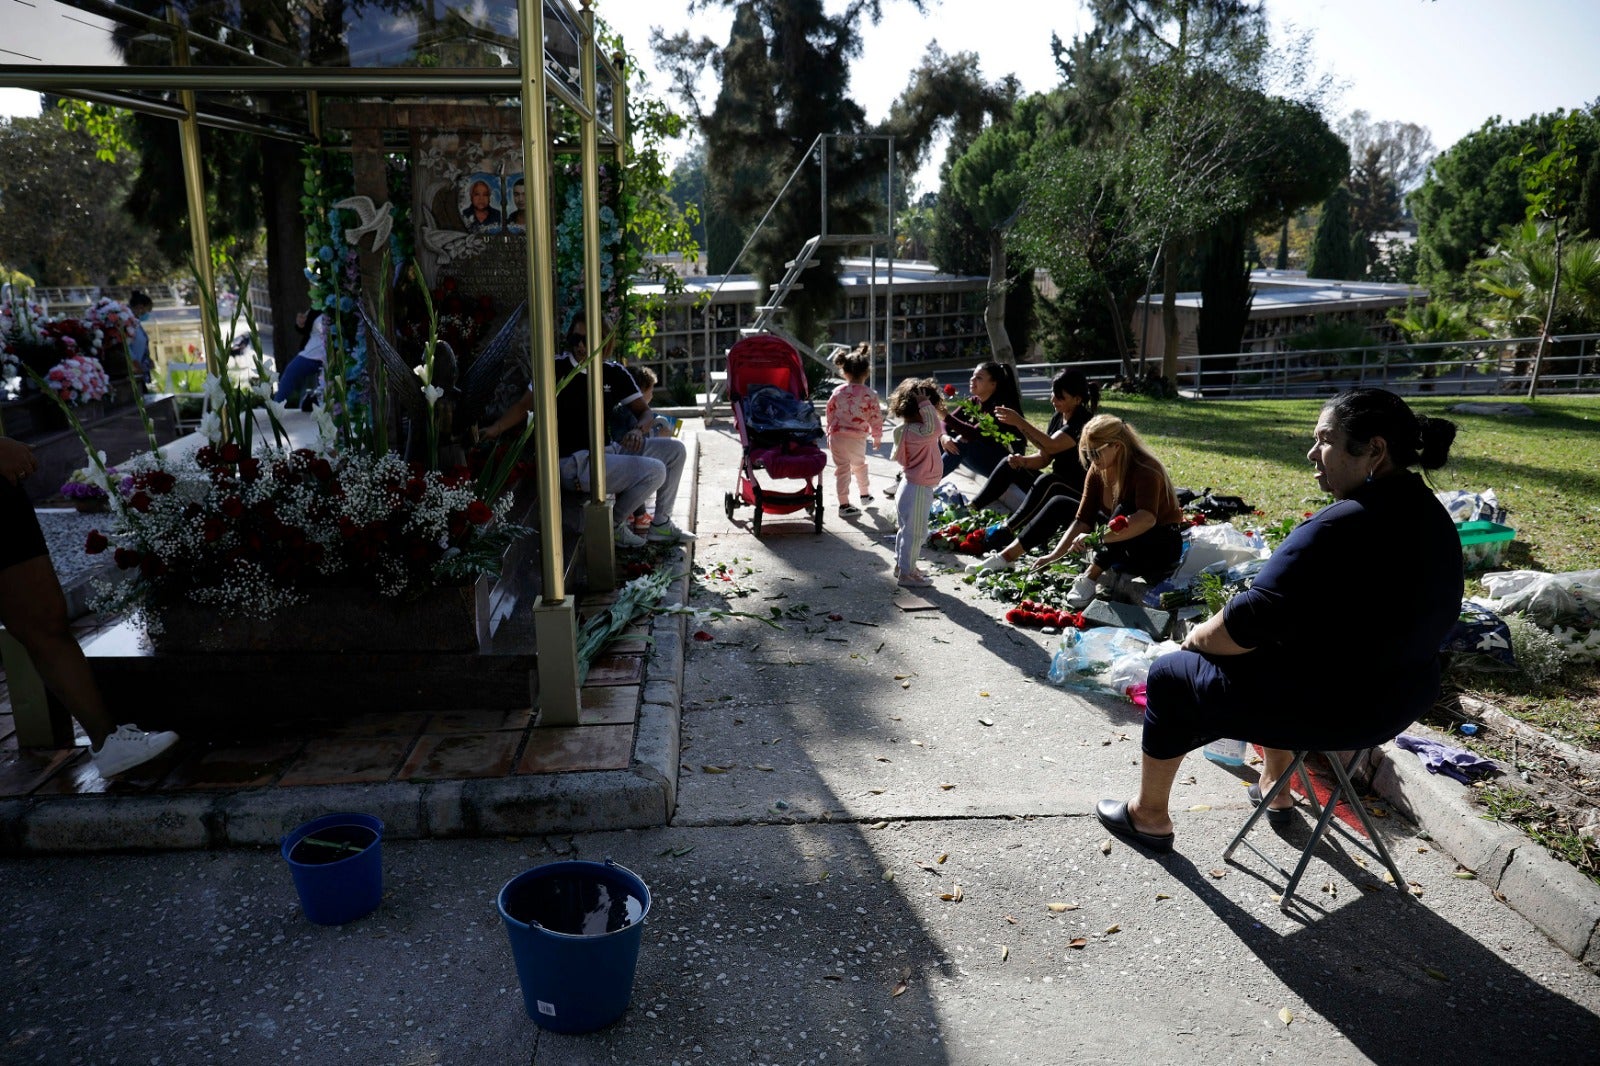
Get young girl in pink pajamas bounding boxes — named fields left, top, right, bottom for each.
left=825, top=344, right=883, bottom=515
left=889, top=377, right=945, bottom=587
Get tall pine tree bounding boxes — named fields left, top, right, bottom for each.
left=1307, top=186, right=1357, bottom=280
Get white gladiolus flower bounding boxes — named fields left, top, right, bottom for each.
left=314, top=408, right=338, bottom=449
left=413, top=363, right=431, bottom=385
left=266, top=398, right=288, bottom=421
left=199, top=411, right=223, bottom=444
left=423, top=384, right=444, bottom=407
left=254, top=382, right=274, bottom=401
left=203, top=374, right=228, bottom=406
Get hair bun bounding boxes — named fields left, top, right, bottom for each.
left=1416, top=416, right=1457, bottom=470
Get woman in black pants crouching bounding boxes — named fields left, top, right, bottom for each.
left=966, top=369, right=1099, bottom=526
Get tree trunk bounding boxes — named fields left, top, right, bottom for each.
left=260, top=138, right=310, bottom=374
left=1526, top=228, right=1565, bottom=401
left=984, top=227, right=1014, bottom=366
left=1276, top=215, right=1289, bottom=270
left=1160, top=241, right=1180, bottom=383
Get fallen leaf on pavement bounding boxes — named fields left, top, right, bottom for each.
left=1104, top=924, right=1121, bottom=935
left=1209, top=868, right=1227, bottom=879
left=891, top=981, right=907, bottom=998
left=939, top=783, right=955, bottom=790
left=701, top=765, right=729, bottom=774
left=936, top=852, right=949, bottom=863
left=1155, top=893, right=1171, bottom=901
left=979, top=718, right=994, bottom=727
left=754, top=764, right=774, bottom=772
left=1187, top=804, right=1212, bottom=812
left=1046, top=902, right=1078, bottom=913
left=1068, top=938, right=1088, bottom=949
left=870, top=821, right=890, bottom=830
left=1424, top=966, right=1449, bottom=981
left=1100, top=839, right=1113, bottom=855
left=1278, top=1008, right=1294, bottom=1027
left=1004, top=915, right=1018, bottom=924
left=999, top=945, right=1009, bottom=961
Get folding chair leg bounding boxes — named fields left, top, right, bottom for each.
left=1225, top=748, right=1410, bottom=910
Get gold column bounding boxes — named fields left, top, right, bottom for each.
left=517, top=0, right=580, bottom=724
left=170, top=11, right=218, bottom=382
left=580, top=0, right=617, bottom=586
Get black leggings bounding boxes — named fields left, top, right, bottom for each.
left=1006, top=480, right=1083, bottom=550
left=970, top=456, right=1039, bottom=511
left=1091, top=522, right=1186, bottom=583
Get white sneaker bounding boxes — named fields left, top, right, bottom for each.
left=613, top=523, right=647, bottom=548
left=92, top=724, right=179, bottom=777
left=1065, top=573, right=1099, bottom=610
left=965, top=551, right=1013, bottom=576
left=647, top=520, right=697, bottom=544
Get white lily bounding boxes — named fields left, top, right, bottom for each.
left=423, top=384, right=444, bottom=407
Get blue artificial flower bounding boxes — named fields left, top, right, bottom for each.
left=318, top=246, right=335, bottom=262
left=338, top=296, right=353, bottom=313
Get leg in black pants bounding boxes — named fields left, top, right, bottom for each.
left=969, top=456, right=1039, bottom=512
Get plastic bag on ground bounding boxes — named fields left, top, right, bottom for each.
left=1435, top=488, right=1506, bottom=525
left=1166, top=523, right=1269, bottom=588
left=1479, top=569, right=1600, bottom=629
left=1048, top=626, right=1179, bottom=697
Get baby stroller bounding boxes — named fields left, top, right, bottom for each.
left=723, top=333, right=828, bottom=536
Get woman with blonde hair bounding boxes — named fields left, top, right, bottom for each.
left=1030, top=413, right=1185, bottom=609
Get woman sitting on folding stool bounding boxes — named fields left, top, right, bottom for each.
left=1096, top=387, right=1463, bottom=854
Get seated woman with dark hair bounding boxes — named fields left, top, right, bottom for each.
left=939, top=361, right=1024, bottom=478
left=1095, top=387, right=1464, bottom=854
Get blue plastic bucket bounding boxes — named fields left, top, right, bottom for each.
left=497, top=859, right=651, bottom=1033
left=281, top=813, right=384, bottom=926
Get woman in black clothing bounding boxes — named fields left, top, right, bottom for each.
left=968, top=369, right=1098, bottom=521
left=940, top=361, right=1024, bottom=477
left=1095, top=388, right=1463, bottom=854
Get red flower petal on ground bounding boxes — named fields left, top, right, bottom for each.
left=693, top=630, right=714, bottom=641
left=84, top=530, right=108, bottom=554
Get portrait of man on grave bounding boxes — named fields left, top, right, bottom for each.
left=459, top=173, right=502, bottom=234
left=504, top=174, right=526, bottom=232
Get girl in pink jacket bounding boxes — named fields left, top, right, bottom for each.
left=824, top=344, right=884, bottom=515
left=889, top=377, right=946, bottom=587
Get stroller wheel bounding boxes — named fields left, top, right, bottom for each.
left=724, top=491, right=737, bottom=522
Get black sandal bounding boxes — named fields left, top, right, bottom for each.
left=1248, top=783, right=1296, bottom=826
left=1095, top=799, right=1174, bottom=854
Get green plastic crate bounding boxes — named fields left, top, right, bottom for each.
left=1456, top=521, right=1514, bottom=571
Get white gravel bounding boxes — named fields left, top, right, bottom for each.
left=34, top=506, right=114, bottom=585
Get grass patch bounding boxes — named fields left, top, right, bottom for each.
left=1022, top=392, right=1600, bottom=573
left=1477, top=783, right=1600, bottom=886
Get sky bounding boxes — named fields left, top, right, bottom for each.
left=3, top=0, right=1596, bottom=191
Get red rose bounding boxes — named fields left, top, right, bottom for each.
left=220, top=496, right=244, bottom=519
left=1109, top=515, right=1129, bottom=533
left=219, top=442, right=241, bottom=463
left=1005, top=609, right=1024, bottom=625
left=943, top=384, right=956, bottom=397
left=466, top=500, right=493, bottom=525
left=128, top=491, right=152, bottom=513
left=693, top=630, right=714, bottom=642
left=145, top=470, right=176, bottom=494
left=308, top=458, right=334, bottom=482
left=113, top=547, right=141, bottom=570
left=202, top=516, right=226, bottom=542
left=138, top=554, right=168, bottom=579
left=238, top=457, right=262, bottom=481
left=1190, top=514, right=1206, bottom=526
left=1304, top=511, right=1314, bottom=518
left=85, top=530, right=108, bottom=554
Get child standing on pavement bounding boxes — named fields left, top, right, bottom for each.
left=825, top=343, right=883, bottom=516
left=889, top=376, right=945, bottom=587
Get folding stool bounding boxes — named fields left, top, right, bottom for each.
left=1224, top=748, right=1409, bottom=909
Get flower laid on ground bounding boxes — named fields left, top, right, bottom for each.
left=1004, top=599, right=1085, bottom=630
left=60, top=465, right=115, bottom=501
left=83, top=446, right=526, bottom=622
left=45, top=353, right=112, bottom=405
left=926, top=507, right=1007, bottom=556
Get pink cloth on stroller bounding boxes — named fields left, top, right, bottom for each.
left=750, top=440, right=829, bottom=479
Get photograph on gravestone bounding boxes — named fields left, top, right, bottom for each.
left=460, top=172, right=503, bottom=234
left=504, top=173, right=527, bottom=232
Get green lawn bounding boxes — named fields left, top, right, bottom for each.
left=1019, top=392, right=1600, bottom=575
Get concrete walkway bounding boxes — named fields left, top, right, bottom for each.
left=1, top=413, right=1597, bottom=1065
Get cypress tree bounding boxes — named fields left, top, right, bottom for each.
left=1307, top=186, right=1355, bottom=280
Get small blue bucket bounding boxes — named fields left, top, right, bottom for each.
left=281, top=813, right=384, bottom=926
left=497, top=859, right=651, bottom=1033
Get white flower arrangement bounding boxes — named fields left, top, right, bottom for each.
left=84, top=444, right=527, bottom=622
